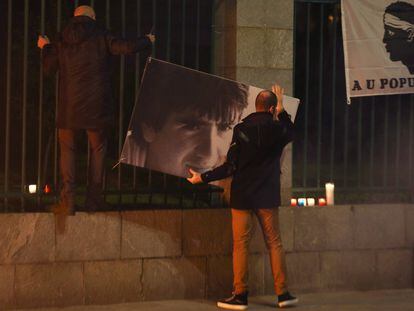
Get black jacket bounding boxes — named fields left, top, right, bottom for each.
left=201, top=111, right=294, bottom=209
left=43, top=16, right=152, bottom=129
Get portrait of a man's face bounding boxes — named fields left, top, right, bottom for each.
left=120, top=58, right=249, bottom=178
left=383, top=1, right=414, bottom=73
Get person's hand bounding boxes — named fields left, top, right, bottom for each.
left=37, top=35, right=50, bottom=49
left=272, top=84, right=285, bottom=118
left=146, top=34, right=155, bottom=43
left=187, top=168, right=203, bottom=184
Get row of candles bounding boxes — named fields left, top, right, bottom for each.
left=291, top=183, right=335, bottom=207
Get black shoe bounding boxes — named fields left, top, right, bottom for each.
left=217, top=292, right=248, bottom=310
left=277, top=292, right=298, bottom=308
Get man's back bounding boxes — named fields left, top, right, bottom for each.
left=43, top=15, right=151, bottom=129
left=230, top=111, right=293, bottom=209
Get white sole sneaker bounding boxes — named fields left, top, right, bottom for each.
left=217, top=301, right=248, bottom=310
left=278, top=297, right=299, bottom=308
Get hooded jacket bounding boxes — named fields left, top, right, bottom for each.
left=201, top=110, right=294, bottom=209
left=43, top=15, right=151, bottom=129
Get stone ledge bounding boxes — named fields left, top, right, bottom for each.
left=0, top=213, right=55, bottom=264
left=142, top=257, right=206, bottom=300
left=84, top=260, right=143, bottom=305
left=121, top=210, right=182, bottom=259
left=55, top=212, right=121, bottom=261
left=0, top=265, right=15, bottom=309
left=15, top=263, right=83, bottom=309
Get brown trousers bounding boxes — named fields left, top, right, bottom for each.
left=58, top=129, right=107, bottom=205
left=231, top=208, right=288, bottom=295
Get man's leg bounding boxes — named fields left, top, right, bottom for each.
left=217, top=208, right=251, bottom=310
left=231, top=208, right=253, bottom=294
left=85, top=129, right=107, bottom=210
left=57, top=129, right=77, bottom=214
left=255, top=208, right=287, bottom=295
left=255, top=208, right=298, bottom=308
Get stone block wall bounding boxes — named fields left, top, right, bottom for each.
left=0, top=204, right=413, bottom=309
left=212, top=0, right=295, bottom=205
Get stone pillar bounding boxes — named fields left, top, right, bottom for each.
left=212, top=0, right=294, bottom=205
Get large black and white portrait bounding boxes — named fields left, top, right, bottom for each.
left=120, top=58, right=298, bottom=178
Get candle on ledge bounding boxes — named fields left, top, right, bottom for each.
left=318, top=198, right=326, bottom=206
left=325, top=183, right=335, bottom=205
left=290, top=198, right=297, bottom=206
left=307, top=198, right=315, bottom=206
left=28, top=184, right=37, bottom=194
left=298, top=198, right=307, bottom=206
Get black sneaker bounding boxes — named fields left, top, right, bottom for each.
left=277, top=292, right=298, bottom=308
left=217, top=292, right=248, bottom=310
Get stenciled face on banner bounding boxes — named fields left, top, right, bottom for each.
left=120, top=59, right=252, bottom=178
left=383, top=1, right=414, bottom=74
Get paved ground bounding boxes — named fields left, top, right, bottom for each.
left=18, top=289, right=414, bottom=311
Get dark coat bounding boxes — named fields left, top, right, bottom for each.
left=43, top=16, right=151, bottom=129
left=202, top=111, right=294, bottom=209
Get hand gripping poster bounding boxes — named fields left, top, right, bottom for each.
left=341, top=0, right=414, bottom=102
left=119, top=58, right=299, bottom=178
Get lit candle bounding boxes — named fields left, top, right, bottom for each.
left=298, top=198, right=307, bottom=206
left=290, top=198, right=297, bottom=206
left=325, top=183, right=335, bottom=205
left=307, top=198, right=315, bottom=206
left=318, top=198, right=327, bottom=206
left=28, top=184, right=37, bottom=194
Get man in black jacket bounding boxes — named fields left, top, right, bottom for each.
left=188, top=85, right=298, bottom=310
left=37, top=5, right=154, bottom=215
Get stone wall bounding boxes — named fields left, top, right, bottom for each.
left=212, top=0, right=295, bottom=205
left=0, top=204, right=413, bottom=309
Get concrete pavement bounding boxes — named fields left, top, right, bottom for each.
left=16, top=289, right=414, bottom=310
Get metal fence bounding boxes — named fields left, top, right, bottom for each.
left=0, top=0, right=221, bottom=212
left=293, top=0, right=414, bottom=203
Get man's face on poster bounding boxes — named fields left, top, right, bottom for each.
left=143, top=108, right=239, bottom=178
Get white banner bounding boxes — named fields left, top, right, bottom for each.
left=341, top=0, right=414, bottom=102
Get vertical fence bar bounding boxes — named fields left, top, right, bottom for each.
left=195, top=0, right=201, bottom=70
left=329, top=4, right=337, bottom=182
left=166, top=0, right=172, bottom=62
left=21, top=0, right=29, bottom=210
left=395, top=95, right=401, bottom=187
left=316, top=4, right=324, bottom=188
left=383, top=97, right=389, bottom=186
left=369, top=97, right=375, bottom=187
left=181, top=0, right=186, bottom=65
left=152, top=0, right=157, bottom=57
left=118, top=0, right=126, bottom=204
left=54, top=0, right=62, bottom=202
left=409, top=95, right=414, bottom=192
left=357, top=98, right=362, bottom=187
left=103, top=0, right=110, bottom=201
left=37, top=0, right=46, bottom=205
left=4, top=0, right=12, bottom=210
left=343, top=102, right=349, bottom=187
left=133, top=0, right=141, bottom=204
left=179, top=0, right=187, bottom=206
left=303, top=3, right=311, bottom=188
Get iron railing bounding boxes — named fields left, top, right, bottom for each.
left=293, top=0, right=414, bottom=203
left=0, top=0, right=220, bottom=212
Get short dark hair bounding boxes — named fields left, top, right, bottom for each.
left=255, top=90, right=277, bottom=111
left=385, top=1, right=414, bottom=24
left=132, top=59, right=249, bottom=142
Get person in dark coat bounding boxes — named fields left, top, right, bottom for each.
left=187, top=84, right=298, bottom=310
left=37, top=5, right=154, bottom=215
